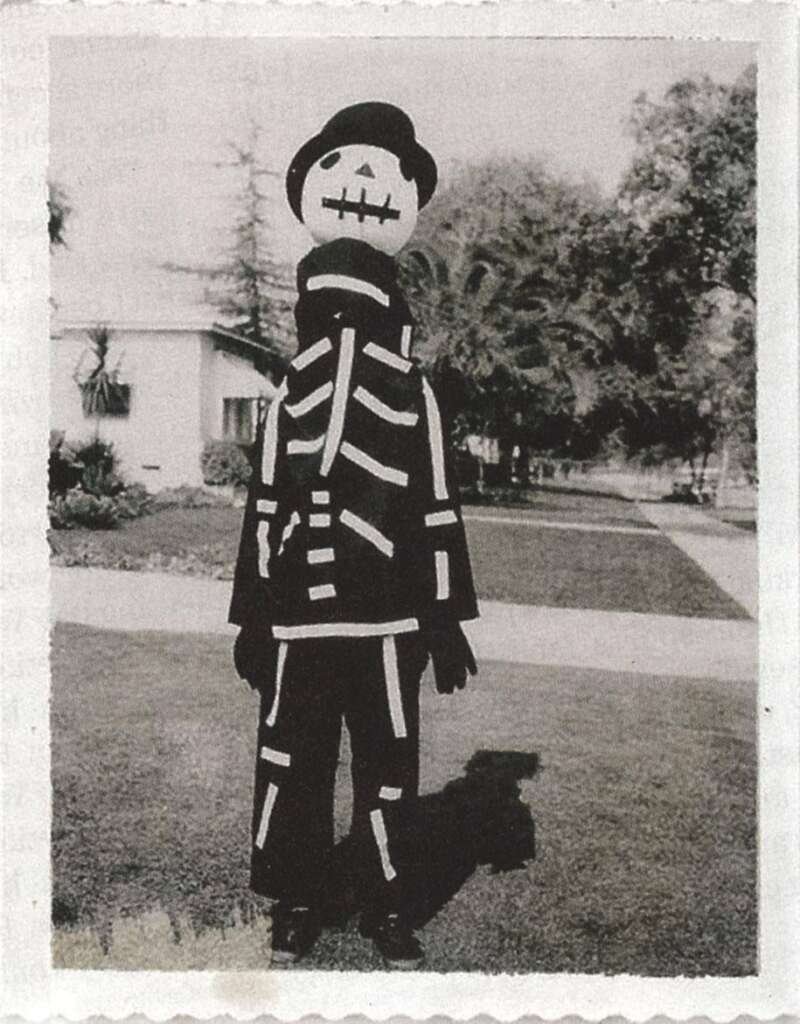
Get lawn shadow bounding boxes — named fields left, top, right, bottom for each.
left=324, top=749, right=539, bottom=929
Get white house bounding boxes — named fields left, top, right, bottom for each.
left=50, top=317, right=276, bottom=490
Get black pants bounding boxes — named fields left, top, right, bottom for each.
left=250, top=632, right=427, bottom=912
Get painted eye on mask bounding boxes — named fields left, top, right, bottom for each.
left=319, top=152, right=341, bottom=170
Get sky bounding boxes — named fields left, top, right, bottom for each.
left=49, top=36, right=755, bottom=323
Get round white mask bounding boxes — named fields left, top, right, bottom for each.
left=300, top=144, right=419, bottom=255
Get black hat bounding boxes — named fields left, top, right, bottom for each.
left=286, top=101, right=438, bottom=223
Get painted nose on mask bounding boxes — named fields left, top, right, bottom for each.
left=355, top=163, right=375, bottom=179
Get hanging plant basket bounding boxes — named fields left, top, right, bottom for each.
left=74, top=324, right=131, bottom=418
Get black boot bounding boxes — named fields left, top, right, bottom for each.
left=270, top=904, right=320, bottom=964
left=360, top=911, right=424, bottom=969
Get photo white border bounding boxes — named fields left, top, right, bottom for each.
left=1, top=1, right=798, bottom=1019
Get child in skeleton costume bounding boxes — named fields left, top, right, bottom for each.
left=230, top=102, right=479, bottom=968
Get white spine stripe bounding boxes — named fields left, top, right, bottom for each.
left=285, top=382, right=333, bottom=418
left=321, top=327, right=355, bottom=476
left=272, top=618, right=419, bottom=640
left=422, top=377, right=449, bottom=501
left=382, top=636, right=407, bottom=739
left=309, top=584, right=337, bottom=601
left=255, top=782, right=279, bottom=850
left=400, top=325, right=412, bottom=358
left=257, top=499, right=278, bottom=515
left=353, top=386, right=418, bottom=427
left=307, top=547, right=335, bottom=564
left=287, top=434, right=325, bottom=455
left=307, top=274, right=390, bottom=307
left=310, top=513, right=331, bottom=528
left=379, top=786, right=403, bottom=801
left=340, top=509, right=394, bottom=558
left=364, top=342, right=412, bottom=374
left=435, top=550, right=450, bottom=601
left=257, top=521, right=270, bottom=578
left=370, top=809, right=397, bottom=881
left=425, top=510, right=458, bottom=527
left=340, top=442, right=408, bottom=487
left=278, top=511, right=301, bottom=555
left=260, top=746, right=291, bottom=768
left=292, top=337, right=332, bottom=371
left=312, top=490, right=330, bottom=505
left=266, top=642, right=288, bottom=728
left=261, top=381, right=288, bottom=486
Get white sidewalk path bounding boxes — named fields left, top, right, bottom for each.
left=51, top=566, right=757, bottom=683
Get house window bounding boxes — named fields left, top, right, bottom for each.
left=223, top=398, right=257, bottom=442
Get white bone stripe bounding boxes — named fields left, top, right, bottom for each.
left=312, top=490, right=329, bottom=505
left=255, top=782, right=279, bottom=850
left=288, top=434, right=325, bottom=455
left=353, top=386, right=418, bottom=427
left=364, top=342, right=412, bottom=374
left=340, top=442, right=408, bottom=487
left=307, top=274, right=390, bottom=307
left=292, top=337, right=332, bottom=371
left=278, top=511, right=301, bottom=555
left=422, top=377, right=449, bottom=501
left=257, top=499, right=277, bottom=515
left=370, top=808, right=397, bottom=881
left=257, top=521, right=270, bottom=578
left=379, top=786, right=402, bottom=801
left=382, top=636, right=407, bottom=739
left=425, top=510, right=458, bottom=527
left=309, top=583, right=337, bottom=601
left=307, top=547, right=335, bottom=564
left=321, top=327, right=355, bottom=477
left=261, top=380, right=288, bottom=486
left=400, top=325, right=412, bottom=358
left=435, top=550, right=450, bottom=601
left=266, top=642, right=288, bottom=728
left=340, top=509, right=394, bottom=558
left=310, top=513, right=331, bottom=528
left=272, top=618, right=419, bottom=640
left=261, top=746, right=291, bottom=767
left=285, top=382, right=333, bottom=418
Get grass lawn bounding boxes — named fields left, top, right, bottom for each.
left=51, top=622, right=756, bottom=975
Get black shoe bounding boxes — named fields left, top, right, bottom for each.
left=270, top=905, right=319, bottom=964
left=359, top=912, right=424, bottom=969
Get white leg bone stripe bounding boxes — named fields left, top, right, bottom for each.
left=310, top=513, right=331, bottom=528
left=265, top=642, right=288, bottom=728
left=312, top=490, right=330, bottom=505
left=340, top=509, right=394, bottom=558
left=285, top=382, right=333, bottom=418
left=370, top=808, right=397, bottom=881
left=288, top=434, right=325, bottom=455
left=400, top=325, right=412, bottom=358
left=364, top=342, right=412, bottom=374
left=306, top=274, right=390, bottom=307
left=435, top=550, right=450, bottom=601
left=260, top=746, right=291, bottom=767
left=422, top=377, right=449, bottom=501
left=257, top=499, right=278, bottom=515
left=353, top=386, right=418, bottom=427
left=292, top=337, right=332, bottom=371
left=309, top=583, right=337, bottom=601
left=307, top=547, right=335, bottom=564
left=425, top=510, right=457, bottom=527
left=379, top=785, right=402, bottom=801
left=340, top=442, right=408, bottom=487
left=382, top=636, right=407, bottom=739
left=261, top=381, right=288, bottom=486
left=278, top=511, right=301, bottom=555
left=255, top=782, right=279, bottom=850
left=321, top=327, right=355, bottom=477
left=257, top=521, right=271, bottom=578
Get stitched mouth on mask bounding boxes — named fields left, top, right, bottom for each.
left=321, top=188, right=400, bottom=224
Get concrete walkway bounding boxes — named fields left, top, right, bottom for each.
left=51, top=566, right=756, bottom=682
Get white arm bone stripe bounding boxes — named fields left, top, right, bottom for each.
left=257, top=521, right=271, bottom=578
left=422, top=377, right=449, bottom=501
left=353, top=386, right=419, bottom=426
left=306, top=274, right=390, bottom=307
left=363, top=342, right=412, bottom=374
left=291, top=336, right=332, bottom=371
left=435, top=550, right=450, bottom=601
left=340, top=509, right=394, bottom=558
left=284, top=381, right=334, bottom=418
left=320, top=327, right=355, bottom=477
left=400, top=325, right=412, bottom=358
left=255, top=782, right=279, bottom=849
left=261, top=380, right=288, bottom=486
left=340, top=441, right=409, bottom=487
left=369, top=808, right=397, bottom=881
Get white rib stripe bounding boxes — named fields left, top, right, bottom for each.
left=422, top=377, right=449, bottom=500
left=255, top=782, right=279, bottom=850
left=321, top=327, right=355, bottom=476
left=261, top=381, right=288, bottom=486
left=370, top=809, right=397, bottom=881
left=382, top=636, right=407, bottom=739
left=425, top=510, right=458, bottom=527
left=265, top=642, right=288, bottom=728
left=307, top=274, right=390, bottom=307
left=272, top=618, right=419, bottom=640
left=257, top=521, right=270, bottom=579
left=353, top=386, right=418, bottom=427
left=309, top=583, right=337, bottom=601
left=257, top=499, right=277, bottom=515
left=435, top=550, right=450, bottom=601
left=400, top=325, right=412, bottom=358
left=379, top=786, right=402, bottom=801
left=312, top=490, right=330, bottom=505
left=340, top=509, right=394, bottom=558
left=287, top=434, right=325, bottom=455
left=341, top=442, right=408, bottom=487
left=310, top=513, right=331, bottom=528
left=292, top=337, right=332, bottom=371
left=260, top=746, right=291, bottom=768
left=307, top=547, right=335, bottom=564
left=364, top=342, right=412, bottom=374
left=285, top=382, right=333, bottom=418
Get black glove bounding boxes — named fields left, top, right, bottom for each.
left=233, top=626, right=277, bottom=698
left=426, top=624, right=478, bottom=694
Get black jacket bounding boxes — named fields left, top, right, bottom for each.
left=229, top=238, right=478, bottom=640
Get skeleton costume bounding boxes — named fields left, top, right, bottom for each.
left=229, top=103, right=478, bottom=955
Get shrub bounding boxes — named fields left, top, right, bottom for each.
left=74, top=438, right=117, bottom=478
left=113, top=482, right=153, bottom=519
left=201, top=440, right=252, bottom=487
left=49, top=488, right=119, bottom=530
left=151, top=486, right=232, bottom=510
left=49, top=431, right=84, bottom=497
